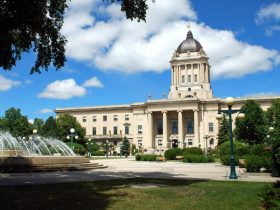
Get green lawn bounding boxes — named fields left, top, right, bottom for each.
left=0, top=178, right=268, bottom=210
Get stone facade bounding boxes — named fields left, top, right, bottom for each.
left=55, top=30, right=280, bottom=154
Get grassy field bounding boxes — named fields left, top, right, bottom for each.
left=0, top=178, right=268, bottom=210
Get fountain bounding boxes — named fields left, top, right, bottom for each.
left=0, top=131, right=106, bottom=172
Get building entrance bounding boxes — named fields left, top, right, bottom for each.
left=171, top=139, right=178, bottom=148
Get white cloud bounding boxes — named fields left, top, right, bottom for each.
left=241, top=92, right=280, bottom=98
left=25, top=79, right=32, bottom=84
left=39, top=108, right=53, bottom=114
left=0, top=75, right=21, bottom=91
left=62, top=0, right=280, bottom=78
left=255, top=3, right=280, bottom=24
left=38, top=79, right=86, bottom=99
left=82, top=77, right=104, bottom=88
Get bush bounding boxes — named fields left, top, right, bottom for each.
left=182, top=154, right=214, bottom=163
left=220, top=155, right=240, bottom=166
left=250, top=144, right=271, bottom=157
left=91, top=151, right=105, bottom=156
left=135, top=154, right=157, bottom=161
left=219, top=141, right=249, bottom=158
left=245, top=155, right=264, bottom=172
left=183, top=147, right=203, bottom=155
left=164, top=148, right=183, bottom=160
left=66, top=142, right=86, bottom=155
left=260, top=181, right=280, bottom=210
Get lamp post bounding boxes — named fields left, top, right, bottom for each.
left=86, top=138, right=92, bottom=157
left=105, top=140, right=109, bottom=158
left=203, top=133, right=210, bottom=156
left=67, top=128, right=78, bottom=150
left=216, top=97, right=245, bottom=180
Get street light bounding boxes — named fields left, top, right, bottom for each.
left=86, top=138, right=92, bottom=157
left=105, top=140, right=109, bottom=158
left=67, top=128, right=78, bottom=150
left=216, top=97, right=245, bottom=180
left=203, top=133, right=210, bottom=156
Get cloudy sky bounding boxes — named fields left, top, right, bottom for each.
left=1, top=0, right=280, bottom=121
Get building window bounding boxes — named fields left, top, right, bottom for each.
left=180, top=65, right=185, bottom=70
left=82, top=116, right=87, bottom=122
left=92, top=127, right=96, bottom=135
left=182, top=75, right=185, bottom=83
left=188, top=88, right=191, bottom=91
left=138, top=125, right=143, bottom=134
left=171, top=120, right=178, bottom=134
left=158, top=139, right=162, bottom=146
left=92, top=116, right=97, bottom=122
left=187, top=64, right=191, bottom=69
left=114, top=115, right=118, bottom=121
left=113, top=141, right=118, bottom=146
left=157, top=119, right=163, bottom=134
left=138, top=140, right=143, bottom=147
left=210, top=138, right=214, bottom=145
left=188, top=139, right=193, bottom=145
left=209, top=122, right=214, bottom=132
left=188, top=75, right=191, bottom=83
left=194, top=74, right=197, bottom=82
left=186, top=119, right=194, bottom=134
left=103, top=115, right=107, bottom=122
left=113, top=126, right=118, bottom=135
left=125, top=126, right=129, bottom=135
left=125, top=114, right=129, bottom=121
left=103, top=127, right=107, bottom=135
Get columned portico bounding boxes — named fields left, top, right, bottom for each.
left=147, top=112, right=153, bottom=148
left=193, top=109, right=200, bottom=147
left=178, top=110, right=183, bottom=148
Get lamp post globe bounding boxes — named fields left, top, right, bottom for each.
left=216, top=113, right=223, bottom=120
left=269, top=127, right=274, bottom=132
left=75, top=135, right=78, bottom=140
left=237, top=113, right=245, bottom=119
left=70, top=128, right=75, bottom=134
left=33, top=129, right=38, bottom=134
left=66, top=136, right=70, bottom=140
left=225, top=97, right=234, bottom=106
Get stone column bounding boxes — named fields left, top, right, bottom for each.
left=178, top=110, right=184, bottom=148
left=147, top=112, right=153, bottom=148
left=192, top=64, right=194, bottom=84
left=162, top=111, right=168, bottom=148
left=171, top=67, right=174, bottom=85
left=193, top=109, right=199, bottom=147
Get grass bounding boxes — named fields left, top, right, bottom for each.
left=0, top=178, right=268, bottom=210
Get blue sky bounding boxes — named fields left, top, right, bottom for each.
left=1, top=0, right=280, bottom=121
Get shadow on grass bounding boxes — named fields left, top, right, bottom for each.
left=0, top=171, right=208, bottom=210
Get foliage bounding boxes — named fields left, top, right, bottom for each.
left=120, top=136, right=130, bottom=157
left=91, top=151, right=105, bottom=156
left=183, top=147, right=203, bottom=155
left=217, top=114, right=229, bottom=146
left=260, top=181, right=280, bottom=210
left=0, top=0, right=152, bottom=73
left=33, top=118, right=44, bottom=135
left=131, top=144, right=138, bottom=155
left=0, top=107, right=32, bottom=137
left=66, top=142, right=86, bottom=155
left=244, top=155, right=271, bottom=172
left=234, top=100, right=267, bottom=145
left=55, top=114, right=86, bottom=144
left=250, top=144, right=271, bottom=157
left=182, top=154, right=214, bottom=163
left=218, top=141, right=249, bottom=158
left=135, top=154, right=157, bottom=161
left=164, top=148, right=183, bottom=160
left=41, top=116, right=57, bottom=137
left=220, top=155, right=240, bottom=166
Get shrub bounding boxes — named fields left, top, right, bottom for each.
left=183, top=147, right=203, bottom=155
left=220, top=155, right=240, bottom=166
left=91, top=151, right=105, bottom=156
left=260, top=181, right=280, bottom=210
left=250, top=144, right=271, bottom=157
left=135, top=154, right=157, bottom=161
left=182, top=154, right=214, bottom=163
left=66, top=142, right=86, bottom=155
left=164, top=148, right=183, bottom=160
left=245, top=155, right=264, bottom=172
left=219, top=141, right=249, bottom=158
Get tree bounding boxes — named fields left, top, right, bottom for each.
left=0, top=0, right=151, bottom=73
left=217, top=114, right=229, bottom=146
left=266, top=99, right=280, bottom=136
left=33, top=118, right=44, bottom=135
left=0, top=107, right=32, bottom=137
left=55, top=114, right=86, bottom=144
left=120, top=136, right=130, bottom=157
left=234, top=100, right=267, bottom=145
left=41, top=116, right=57, bottom=137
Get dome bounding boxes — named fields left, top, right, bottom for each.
left=176, top=30, right=202, bottom=53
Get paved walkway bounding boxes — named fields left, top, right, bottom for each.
left=0, top=158, right=279, bottom=186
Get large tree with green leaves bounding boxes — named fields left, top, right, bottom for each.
left=234, top=100, right=267, bottom=145
left=0, top=0, right=151, bottom=73
left=120, top=136, right=130, bottom=157
left=41, top=116, right=57, bottom=137
left=217, top=114, right=229, bottom=146
left=266, top=99, right=280, bottom=136
left=33, top=118, right=44, bottom=135
left=55, top=114, right=86, bottom=144
left=0, top=107, right=32, bottom=137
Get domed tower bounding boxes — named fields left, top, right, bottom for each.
left=168, top=30, right=213, bottom=99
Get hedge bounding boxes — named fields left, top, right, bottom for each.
left=182, top=154, right=214, bottom=163
left=135, top=154, right=158, bottom=161
left=183, top=147, right=203, bottom=155
left=164, top=148, right=183, bottom=160
left=245, top=155, right=272, bottom=172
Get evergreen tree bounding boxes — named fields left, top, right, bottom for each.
left=234, top=100, right=266, bottom=144
left=120, top=136, right=130, bottom=157
left=266, top=99, right=280, bottom=136
left=217, top=114, right=229, bottom=146
left=41, top=116, right=57, bottom=137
